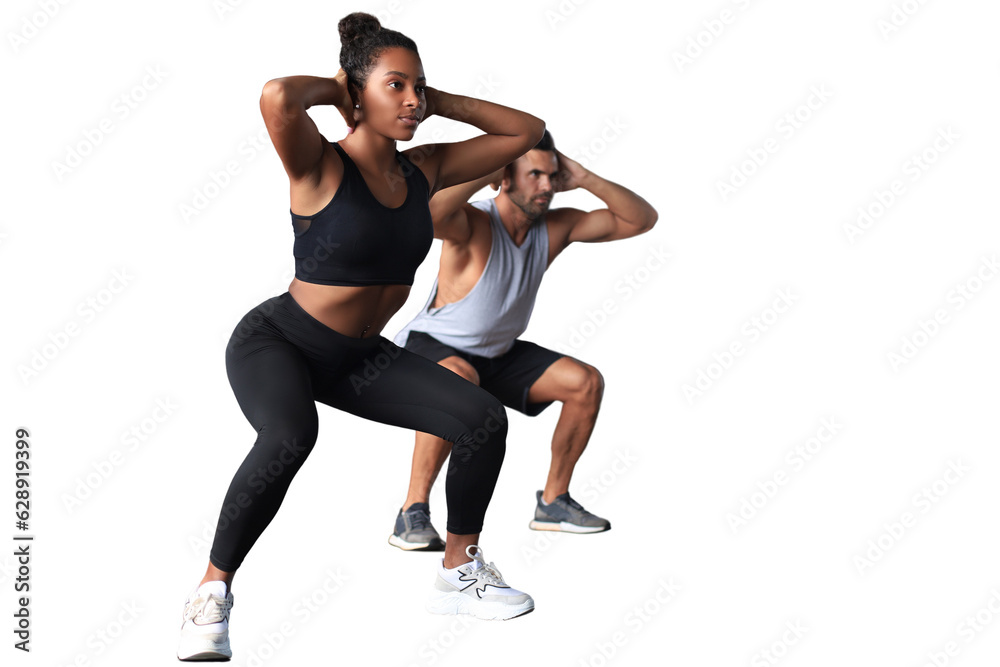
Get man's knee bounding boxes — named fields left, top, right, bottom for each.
left=587, top=366, right=605, bottom=396
left=439, top=356, right=480, bottom=385
left=571, top=362, right=604, bottom=404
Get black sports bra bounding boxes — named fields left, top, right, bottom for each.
left=290, top=141, right=434, bottom=286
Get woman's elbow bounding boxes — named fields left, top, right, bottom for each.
left=261, top=78, right=286, bottom=102
left=523, top=114, right=545, bottom=148
left=643, top=207, right=659, bottom=232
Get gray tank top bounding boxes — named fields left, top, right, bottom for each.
left=393, top=197, right=549, bottom=357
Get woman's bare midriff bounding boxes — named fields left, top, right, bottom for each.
left=288, top=278, right=411, bottom=338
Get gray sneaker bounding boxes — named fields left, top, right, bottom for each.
left=528, top=491, right=611, bottom=533
left=388, top=502, right=445, bottom=551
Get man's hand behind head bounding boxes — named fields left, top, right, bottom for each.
left=552, top=149, right=588, bottom=192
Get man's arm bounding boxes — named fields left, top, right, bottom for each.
left=550, top=150, right=658, bottom=249
left=429, top=167, right=503, bottom=243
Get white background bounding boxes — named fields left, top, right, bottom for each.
left=4, top=0, right=1000, bottom=665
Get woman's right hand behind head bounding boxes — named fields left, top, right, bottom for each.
left=488, top=166, right=505, bottom=191
left=333, top=68, right=357, bottom=134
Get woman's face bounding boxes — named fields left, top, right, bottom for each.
left=358, top=47, right=426, bottom=141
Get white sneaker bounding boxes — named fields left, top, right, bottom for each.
left=177, top=580, right=233, bottom=661
left=426, top=545, right=534, bottom=620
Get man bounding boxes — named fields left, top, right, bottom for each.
left=389, top=130, right=657, bottom=550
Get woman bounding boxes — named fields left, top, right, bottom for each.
left=177, top=12, right=545, bottom=661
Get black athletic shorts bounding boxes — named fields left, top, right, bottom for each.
left=402, top=331, right=565, bottom=416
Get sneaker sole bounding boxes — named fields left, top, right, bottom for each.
left=388, top=534, right=445, bottom=551
left=177, top=636, right=231, bottom=661
left=426, top=591, right=534, bottom=621
left=528, top=520, right=610, bottom=534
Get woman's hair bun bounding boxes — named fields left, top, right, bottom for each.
left=338, top=12, right=381, bottom=44
left=337, top=11, right=417, bottom=92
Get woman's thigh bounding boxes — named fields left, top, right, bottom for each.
left=225, top=314, right=319, bottom=444
left=310, top=336, right=506, bottom=447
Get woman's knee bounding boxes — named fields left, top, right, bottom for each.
left=252, top=414, right=319, bottom=473
left=458, top=391, right=508, bottom=446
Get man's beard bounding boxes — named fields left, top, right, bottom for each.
left=508, top=188, right=552, bottom=221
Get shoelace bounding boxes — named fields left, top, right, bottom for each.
left=408, top=508, right=431, bottom=531
left=183, top=593, right=233, bottom=624
left=464, top=545, right=507, bottom=588
left=562, top=494, right=586, bottom=513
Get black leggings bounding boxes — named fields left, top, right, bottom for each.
left=209, top=292, right=508, bottom=572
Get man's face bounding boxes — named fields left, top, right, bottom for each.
left=504, top=149, right=558, bottom=220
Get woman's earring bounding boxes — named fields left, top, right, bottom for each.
left=355, top=104, right=360, bottom=109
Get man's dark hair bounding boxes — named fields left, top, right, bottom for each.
left=505, top=130, right=556, bottom=186
left=534, top=129, right=555, bottom=152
